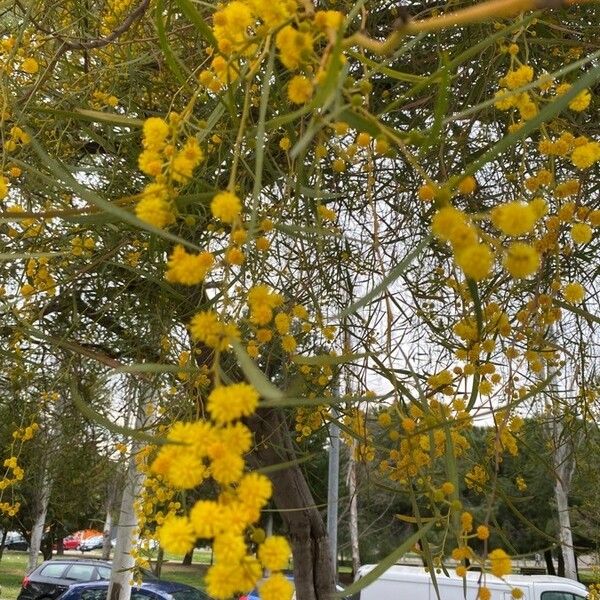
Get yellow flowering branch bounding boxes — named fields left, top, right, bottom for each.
left=342, top=0, right=591, bottom=55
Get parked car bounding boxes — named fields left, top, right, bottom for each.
left=352, top=564, right=588, bottom=600
left=17, top=558, right=113, bottom=600
left=55, top=580, right=212, bottom=600
left=62, top=536, right=82, bottom=551
left=3, top=530, right=29, bottom=551
left=78, top=536, right=104, bottom=552
left=239, top=578, right=347, bottom=600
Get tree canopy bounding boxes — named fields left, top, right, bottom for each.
left=1, top=0, right=600, bottom=598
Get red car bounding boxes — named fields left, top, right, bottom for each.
left=60, top=530, right=104, bottom=551
left=61, top=536, right=80, bottom=551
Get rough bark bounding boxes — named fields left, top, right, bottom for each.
left=551, top=413, right=577, bottom=579
left=108, top=389, right=147, bottom=600
left=0, top=528, right=7, bottom=562
left=248, top=407, right=336, bottom=600
left=108, top=452, right=143, bottom=600
left=544, top=549, right=556, bottom=575
left=346, top=445, right=361, bottom=578
left=28, top=467, right=52, bottom=571
left=102, top=508, right=113, bottom=560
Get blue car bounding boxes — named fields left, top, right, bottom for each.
left=56, top=580, right=211, bottom=600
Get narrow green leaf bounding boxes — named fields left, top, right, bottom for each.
left=338, top=235, right=431, bottom=318
left=336, top=521, right=435, bottom=598
left=256, top=452, right=317, bottom=475
left=113, top=363, right=192, bottom=374
left=29, top=106, right=144, bottom=126
left=554, top=298, right=600, bottom=325
left=23, top=131, right=202, bottom=251
left=421, top=62, right=450, bottom=153
left=174, top=0, right=216, bottom=47
left=71, top=380, right=172, bottom=445
left=0, top=251, right=65, bottom=261
left=463, top=62, right=600, bottom=176
left=76, top=108, right=144, bottom=127
left=232, top=342, right=285, bottom=401
left=156, top=0, right=190, bottom=86
left=291, top=352, right=375, bottom=366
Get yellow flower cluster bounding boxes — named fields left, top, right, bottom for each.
left=165, top=245, right=214, bottom=285
left=12, top=422, right=39, bottom=441
left=189, top=310, right=240, bottom=351
left=23, top=257, right=56, bottom=297
left=200, top=0, right=343, bottom=109
left=380, top=399, right=471, bottom=483
left=136, top=116, right=204, bottom=228
left=342, top=409, right=375, bottom=462
left=152, top=381, right=290, bottom=599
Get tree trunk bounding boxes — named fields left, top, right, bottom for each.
left=544, top=549, right=556, bottom=575
left=108, top=453, right=143, bottom=600
left=346, top=444, right=361, bottom=578
left=56, top=537, right=64, bottom=556
left=108, top=387, right=147, bottom=600
left=153, top=548, right=164, bottom=577
left=181, top=550, right=193, bottom=566
left=558, top=548, right=565, bottom=577
left=28, top=468, right=52, bottom=571
left=551, top=415, right=577, bottom=579
left=0, top=528, right=7, bottom=562
left=249, top=407, right=336, bottom=600
left=102, top=508, right=113, bottom=560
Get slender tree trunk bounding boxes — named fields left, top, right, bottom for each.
left=28, top=467, right=52, bottom=571
left=544, top=549, right=556, bottom=575
left=249, top=407, right=336, bottom=600
left=346, top=444, right=361, bottom=578
left=108, top=452, right=143, bottom=600
left=0, top=528, right=7, bottom=562
left=543, top=351, right=577, bottom=581
left=108, top=384, right=148, bottom=600
left=102, top=508, right=113, bottom=560
left=551, top=414, right=577, bottom=579
left=181, top=550, right=193, bottom=566
left=153, top=548, right=164, bottom=577
left=558, top=549, right=565, bottom=577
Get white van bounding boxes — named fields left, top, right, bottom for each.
left=353, top=565, right=588, bottom=600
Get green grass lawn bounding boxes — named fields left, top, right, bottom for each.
left=0, top=552, right=26, bottom=600
left=0, top=551, right=207, bottom=600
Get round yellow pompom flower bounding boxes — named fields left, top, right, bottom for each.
left=207, top=383, right=259, bottom=424
left=21, top=57, right=39, bottom=74
left=157, top=515, right=196, bottom=555
left=211, top=191, right=242, bottom=224
left=258, top=535, right=292, bottom=571
left=503, top=242, right=540, bottom=279
left=259, top=573, right=294, bottom=600
left=488, top=548, right=512, bottom=577
left=287, top=75, right=314, bottom=104
left=571, top=222, right=592, bottom=245
left=563, top=282, right=584, bottom=304
left=491, top=201, right=537, bottom=236
left=455, top=243, right=493, bottom=281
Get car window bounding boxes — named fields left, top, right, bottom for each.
left=40, top=563, right=69, bottom=578
left=131, top=592, right=154, bottom=600
left=98, top=567, right=111, bottom=580
left=171, top=590, right=209, bottom=600
left=81, top=590, right=108, bottom=600
left=541, top=593, right=574, bottom=600
left=65, top=564, right=97, bottom=581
